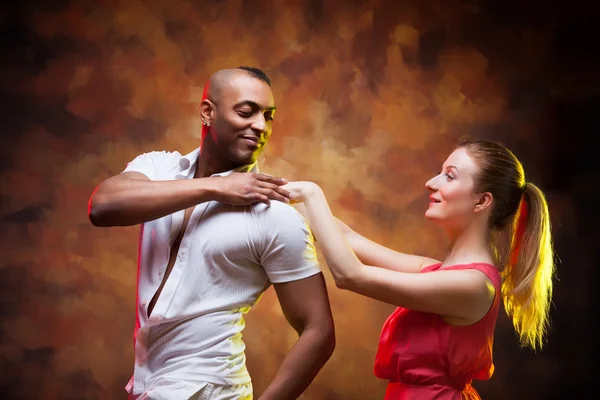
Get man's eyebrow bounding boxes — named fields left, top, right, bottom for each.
left=234, top=100, right=276, bottom=111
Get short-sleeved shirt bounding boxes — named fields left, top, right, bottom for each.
left=122, top=148, right=321, bottom=397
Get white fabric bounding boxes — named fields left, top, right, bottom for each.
left=128, top=380, right=252, bottom=400
left=122, top=148, right=321, bottom=398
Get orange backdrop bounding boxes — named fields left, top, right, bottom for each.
left=1, top=0, right=595, bottom=399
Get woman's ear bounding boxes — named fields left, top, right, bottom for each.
left=474, top=192, right=493, bottom=214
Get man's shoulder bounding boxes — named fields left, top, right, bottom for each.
left=133, top=148, right=198, bottom=175
left=251, top=201, right=315, bottom=243
left=138, top=150, right=184, bottom=163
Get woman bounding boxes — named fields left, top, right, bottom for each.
left=284, top=139, right=555, bottom=399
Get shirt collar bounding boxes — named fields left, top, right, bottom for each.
left=210, top=162, right=259, bottom=177
left=177, top=147, right=259, bottom=178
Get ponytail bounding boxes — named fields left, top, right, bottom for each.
left=501, top=182, right=555, bottom=350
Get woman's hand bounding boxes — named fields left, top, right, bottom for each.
left=281, top=181, right=321, bottom=204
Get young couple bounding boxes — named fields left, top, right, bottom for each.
left=89, top=67, right=555, bottom=400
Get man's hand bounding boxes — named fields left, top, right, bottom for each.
left=211, top=172, right=292, bottom=206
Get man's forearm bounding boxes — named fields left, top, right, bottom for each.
left=89, top=177, right=217, bottom=227
left=259, top=327, right=335, bottom=400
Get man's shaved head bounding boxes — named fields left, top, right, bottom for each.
left=203, top=66, right=271, bottom=103
left=198, top=66, right=275, bottom=169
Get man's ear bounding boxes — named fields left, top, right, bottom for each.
left=474, top=192, right=493, bottom=214
left=199, top=99, right=214, bottom=125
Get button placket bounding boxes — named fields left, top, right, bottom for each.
left=132, top=152, right=202, bottom=395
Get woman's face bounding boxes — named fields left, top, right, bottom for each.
left=424, top=148, right=484, bottom=231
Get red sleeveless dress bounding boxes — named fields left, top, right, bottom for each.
left=374, top=263, right=501, bottom=399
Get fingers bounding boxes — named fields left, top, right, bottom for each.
left=245, top=192, right=271, bottom=206
left=255, top=173, right=288, bottom=186
left=258, top=182, right=292, bottom=203
left=227, top=173, right=293, bottom=206
left=267, top=190, right=292, bottom=204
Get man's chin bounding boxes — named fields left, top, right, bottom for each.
left=231, top=151, right=259, bottom=167
left=240, top=147, right=264, bottom=163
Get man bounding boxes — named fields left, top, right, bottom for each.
left=88, top=66, right=335, bottom=400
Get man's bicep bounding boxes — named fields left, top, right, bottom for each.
left=260, top=204, right=334, bottom=331
left=122, top=171, right=150, bottom=179
left=273, top=273, right=334, bottom=334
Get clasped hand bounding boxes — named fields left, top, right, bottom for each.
left=281, top=181, right=320, bottom=203
left=210, top=172, right=320, bottom=206
left=210, top=172, right=295, bottom=206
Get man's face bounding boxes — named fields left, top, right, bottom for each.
left=207, top=74, right=276, bottom=166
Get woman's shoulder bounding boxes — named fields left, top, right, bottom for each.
left=435, top=262, right=501, bottom=287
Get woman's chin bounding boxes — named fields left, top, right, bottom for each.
left=424, top=209, right=435, bottom=220
left=424, top=210, right=443, bottom=223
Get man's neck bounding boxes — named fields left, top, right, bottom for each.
left=194, top=140, right=247, bottom=178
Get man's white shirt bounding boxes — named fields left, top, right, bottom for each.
left=122, top=148, right=321, bottom=396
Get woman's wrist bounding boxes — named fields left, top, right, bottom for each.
left=305, top=182, right=325, bottom=200
left=304, top=182, right=323, bottom=199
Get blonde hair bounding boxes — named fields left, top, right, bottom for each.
left=459, top=139, right=556, bottom=350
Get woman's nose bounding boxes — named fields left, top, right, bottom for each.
left=425, top=175, right=439, bottom=192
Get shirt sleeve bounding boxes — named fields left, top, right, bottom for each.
left=122, top=151, right=174, bottom=181
left=258, top=202, right=322, bottom=284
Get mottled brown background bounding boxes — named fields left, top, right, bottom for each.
left=1, top=0, right=598, bottom=399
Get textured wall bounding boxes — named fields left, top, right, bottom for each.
left=1, top=0, right=598, bottom=399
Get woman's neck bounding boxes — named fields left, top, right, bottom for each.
left=443, top=220, right=495, bottom=268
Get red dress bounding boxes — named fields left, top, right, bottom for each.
left=374, top=263, right=501, bottom=399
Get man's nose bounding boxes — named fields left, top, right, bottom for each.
left=251, top=114, right=266, bottom=133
